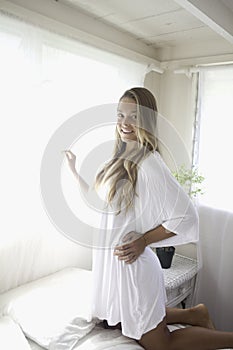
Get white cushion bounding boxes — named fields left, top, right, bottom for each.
left=0, top=316, right=31, bottom=350
left=0, top=267, right=93, bottom=349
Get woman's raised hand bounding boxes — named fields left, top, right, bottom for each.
left=62, top=150, right=77, bottom=173
left=62, top=150, right=89, bottom=193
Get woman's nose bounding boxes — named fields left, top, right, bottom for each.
left=122, top=116, right=131, bottom=125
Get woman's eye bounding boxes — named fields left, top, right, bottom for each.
left=116, top=113, right=137, bottom=122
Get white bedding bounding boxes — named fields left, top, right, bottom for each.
left=27, top=324, right=187, bottom=350
left=1, top=267, right=231, bottom=350
left=28, top=326, right=233, bottom=350
left=27, top=339, right=44, bottom=350
left=0, top=268, right=93, bottom=349
left=27, top=325, right=143, bottom=350
left=0, top=316, right=31, bottom=350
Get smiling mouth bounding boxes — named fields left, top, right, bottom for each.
left=121, top=129, right=134, bottom=134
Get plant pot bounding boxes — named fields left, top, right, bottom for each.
left=156, top=246, right=175, bottom=269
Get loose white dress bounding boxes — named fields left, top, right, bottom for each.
left=91, top=151, right=199, bottom=340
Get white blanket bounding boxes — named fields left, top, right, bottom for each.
left=28, top=323, right=232, bottom=350
left=49, top=319, right=185, bottom=350
left=71, top=325, right=143, bottom=350
left=28, top=323, right=143, bottom=350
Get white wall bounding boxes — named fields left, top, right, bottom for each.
left=0, top=230, right=92, bottom=294
left=145, top=69, right=198, bottom=169
left=144, top=69, right=198, bottom=260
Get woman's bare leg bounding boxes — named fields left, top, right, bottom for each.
left=137, top=317, right=233, bottom=350
left=103, top=303, right=214, bottom=332
left=166, top=303, right=215, bottom=329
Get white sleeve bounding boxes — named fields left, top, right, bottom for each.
left=135, top=153, right=199, bottom=248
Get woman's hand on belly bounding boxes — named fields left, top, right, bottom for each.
left=113, top=231, right=146, bottom=264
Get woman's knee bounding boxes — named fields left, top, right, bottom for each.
left=138, top=318, right=171, bottom=350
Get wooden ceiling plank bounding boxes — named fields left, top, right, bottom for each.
left=174, top=0, right=233, bottom=44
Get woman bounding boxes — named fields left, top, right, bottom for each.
left=64, top=87, right=233, bottom=350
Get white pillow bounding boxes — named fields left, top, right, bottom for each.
left=0, top=316, right=31, bottom=350
left=0, top=267, right=93, bottom=349
left=27, top=339, right=45, bottom=350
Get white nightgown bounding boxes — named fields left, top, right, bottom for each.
left=91, top=151, right=199, bottom=340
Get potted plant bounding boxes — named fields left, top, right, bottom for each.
left=155, top=165, right=204, bottom=269
left=172, top=164, right=205, bottom=199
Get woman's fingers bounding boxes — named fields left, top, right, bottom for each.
left=114, top=246, right=131, bottom=256
left=114, top=247, right=137, bottom=263
left=62, top=150, right=69, bottom=157
left=116, top=251, right=132, bottom=259
left=62, top=150, right=76, bottom=163
left=62, top=150, right=75, bottom=158
left=67, top=151, right=72, bottom=159
left=114, top=235, right=145, bottom=264
left=114, top=251, right=128, bottom=258
left=64, top=151, right=70, bottom=159
left=125, top=253, right=137, bottom=264
left=119, top=254, right=135, bottom=261
left=62, top=150, right=77, bottom=172
left=125, top=256, right=136, bottom=264
left=114, top=242, right=132, bottom=250
left=114, top=245, right=138, bottom=263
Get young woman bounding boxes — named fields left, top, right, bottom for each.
left=64, top=87, right=233, bottom=350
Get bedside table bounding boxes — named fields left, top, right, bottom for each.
left=162, top=254, right=198, bottom=308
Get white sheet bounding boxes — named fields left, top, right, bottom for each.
left=72, top=325, right=143, bottom=350
left=27, top=324, right=232, bottom=350
left=27, top=325, right=144, bottom=350
left=0, top=316, right=31, bottom=350
left=28, top=339, right=45, bottom=350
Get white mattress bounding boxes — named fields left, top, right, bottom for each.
left=27, top=324, right=143, bottom=349
left=27, top=325, right=233, bottom=350
left=27, top=339, right=44, bottom=350
left=26, top=324, right=186, bottom=350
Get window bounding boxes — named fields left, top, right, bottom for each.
left=195, top=65, right=233, bottom=212
left=0, top=11, right=146, bottom=242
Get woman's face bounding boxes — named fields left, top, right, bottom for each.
left=116, top=97, right=138, bottom=145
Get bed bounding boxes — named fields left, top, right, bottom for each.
left=0, top=230, right=230, bottom=350
left=0, top=266, right=186, bottom=350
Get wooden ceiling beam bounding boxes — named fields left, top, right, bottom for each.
left=174, top=0, right=233, bottom=44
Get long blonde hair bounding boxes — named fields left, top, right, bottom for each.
left=95, top=87, right=159, bottom=214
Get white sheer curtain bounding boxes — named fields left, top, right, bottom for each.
left=194, top=66, right=233, bottom=331
left=197, top=66, right=233, bottom=212
left=0, top=11, right=147, bottom=290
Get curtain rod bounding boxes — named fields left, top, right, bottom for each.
left=174, top=62, right=233, bottom=78
left=146, top=63, right=164, bottom=75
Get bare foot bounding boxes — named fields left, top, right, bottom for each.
left=190, top=304, right=215, bottom=329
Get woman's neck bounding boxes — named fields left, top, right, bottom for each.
left=124, top=140, right=138, bottom=153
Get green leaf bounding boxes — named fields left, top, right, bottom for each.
left=172, top=164, right=205, bottom=198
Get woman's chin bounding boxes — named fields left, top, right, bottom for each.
left=120, top=135, right=137, bottom=142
